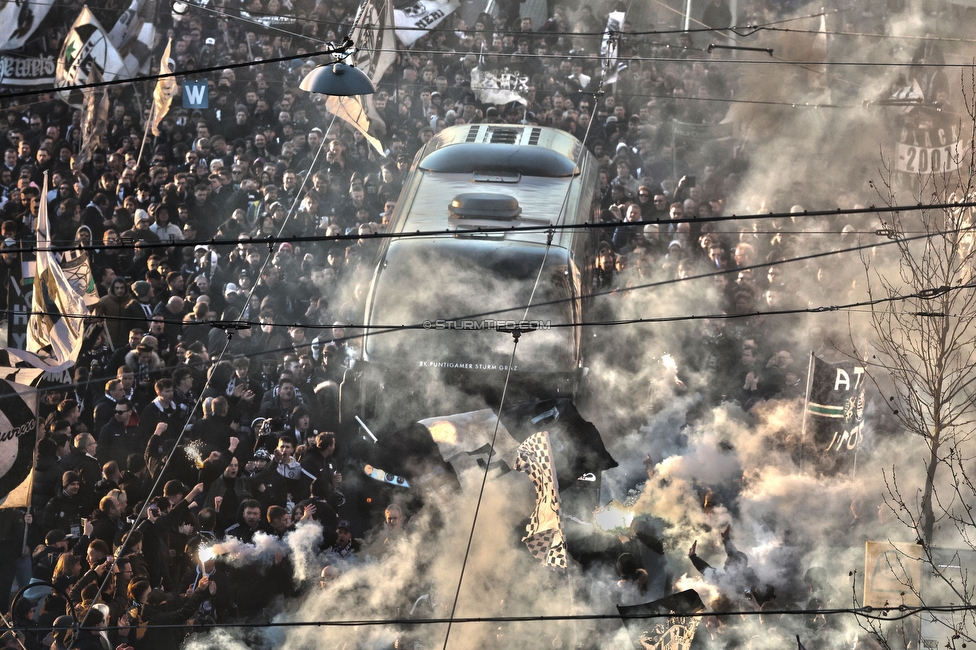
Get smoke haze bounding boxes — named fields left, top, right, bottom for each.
left=185, top=1, right=976, bottom=648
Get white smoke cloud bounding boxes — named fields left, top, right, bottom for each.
left=185, top=6, right=976, bottom=648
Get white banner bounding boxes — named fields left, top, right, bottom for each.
left=0, top=0, right=55, bottom=51
left=60, top=248, right=100, bottom=307
left=324, top=0, right=398, bottom=151
left=419, top=409, right=520, bottom=484
left=394, top=0, right=459, bottom=47
left=107, top=0, right=156, bottom=72
left=895, top=141, right=963, bottom=175
left=239, top=10, right=295, bottom=27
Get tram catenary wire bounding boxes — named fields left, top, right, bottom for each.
left=6, top=223, right=970, bottom=375
left=5, top=215, right=969, bottom=334
left=0, top=216, right=960, bottom=405
left=2, top=601, right=972, bottom=634
left=5, top=200, right=973, bottom=256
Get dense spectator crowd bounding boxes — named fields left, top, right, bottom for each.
left=0, top=0, right=944, bottom=647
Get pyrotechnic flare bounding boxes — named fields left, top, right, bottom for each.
left=594, top=499, right=635, bottom=533
left=185, top=441, right=206, bottom=469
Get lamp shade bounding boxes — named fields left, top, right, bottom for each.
left=299, top=62, right=376, bottom=96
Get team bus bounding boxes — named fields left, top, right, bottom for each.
left=341, top=124, right=600, bottom=425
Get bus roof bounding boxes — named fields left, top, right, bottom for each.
left=420, top=124, right=586, bottom=166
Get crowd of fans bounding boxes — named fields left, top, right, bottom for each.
left=0, top=0, right=944, bottom=647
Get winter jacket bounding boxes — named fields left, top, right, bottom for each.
left=97, top=292, right=128, bottom=352
left=61, top=447, right=101, bottom=503
left=41, top=489, right=90, bottom=539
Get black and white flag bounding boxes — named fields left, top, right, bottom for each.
left=55, top=7, right=133, bottom=107
left=470, top=67, right=529, bottom=106
left=0, top=377, right=39, bottom=508
left=804, top=353, right=866, bottom=455
left=0, top=0, right=54, bottom=50
left=515, top=430, right=567, bottom=569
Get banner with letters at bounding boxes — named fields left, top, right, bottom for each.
left=393, top=0, right=458, bottom=47
left=803, top=354, right=867, bottom=460
left=239, top=9, right=296, bottom=29
left=672, top=120, right=734, bottom=141
left=0, top=2, right=64, bottom=93
left=7, top=255, right=34, bottom=350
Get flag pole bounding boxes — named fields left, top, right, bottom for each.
left=800, top=352, right=814, bottom=471
left=136, top=101, right=154, bottom=170
left=671, top=120, right=676, bottom=190
left=22, top=395, right=41, bottom=540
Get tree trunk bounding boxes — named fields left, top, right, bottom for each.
left=921, top=432, right=940, bottom=544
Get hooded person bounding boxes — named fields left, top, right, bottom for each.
left=11, top=600, right=43, bottom=650
left=31, top=437, right=63, bottom=509
left=74, top=224, right=94, bottom=248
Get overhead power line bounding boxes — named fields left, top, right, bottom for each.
left=13, top=275, right=965, bottom=334
left=0, top=41, right=352, bottom=102
left=223, top=0, right=962, bottom=44
left=7, top=200, right=972, bottom=256
left=1, top=34, right=966, bottom=105
left=4, top=601, right=973, bottom=634
left=0, top=214, right=954, bottom=405
left=8, top=220, right=970, bottom=340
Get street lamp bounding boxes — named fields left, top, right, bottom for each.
left=299, top=38, right=375, bottom=96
